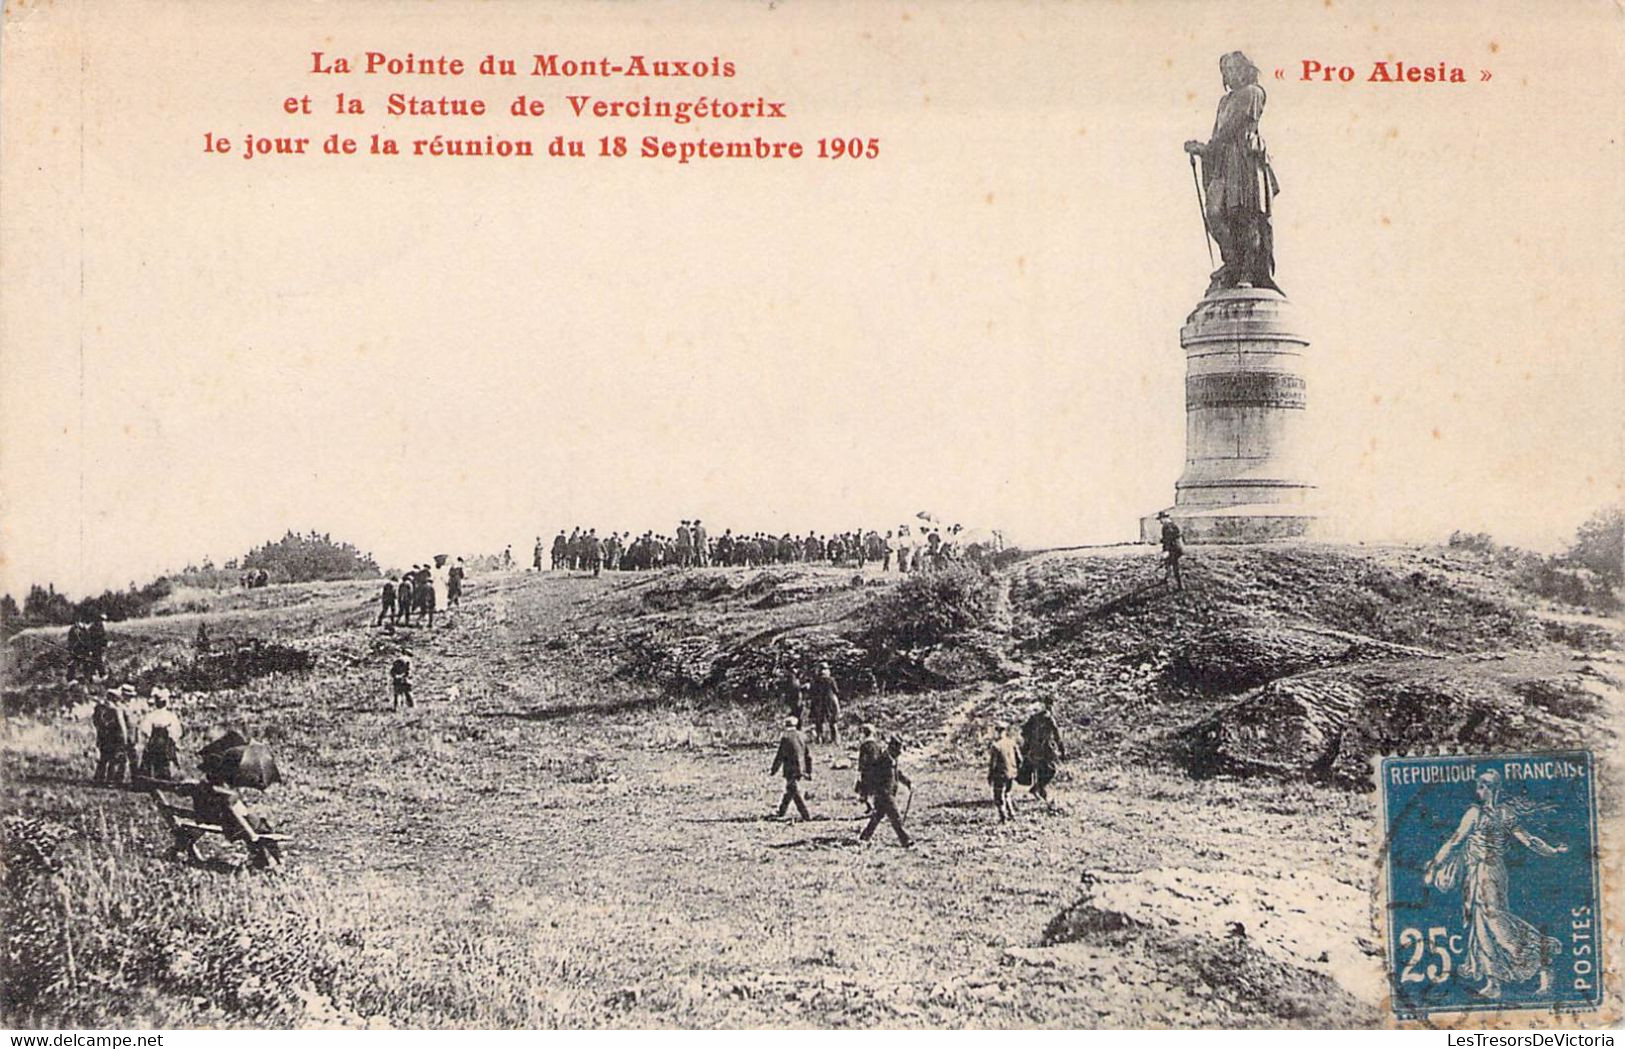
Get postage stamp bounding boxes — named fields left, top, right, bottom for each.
left=1381, top=751, right=1603, bottom=1018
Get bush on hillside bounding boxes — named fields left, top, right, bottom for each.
left=240, top=531, right=381, bottom=585
left=1569, top=506, right=1623, bottom=589
left=1447, top=510, right=1621, bottom=614
left=1446, top=530, right=1496, bottom=554
left=860, top=563, right=1000, bottom=651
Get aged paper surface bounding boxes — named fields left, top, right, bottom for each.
left=1, top=0, right=1622, bottom=1031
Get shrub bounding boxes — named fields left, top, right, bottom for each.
left=1568, top=506, right=1623, bottom=589
left=1447, top=530, right=1497, bottom=554
left=1515, top=560, right=1619, bottom=613
left=240, top=531, right=381, bottom=584
left=860, top=563, right=1000, bottom=650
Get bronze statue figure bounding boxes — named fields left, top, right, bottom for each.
left=1184, top=51, right=1281, bottom=295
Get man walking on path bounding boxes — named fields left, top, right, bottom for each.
left=855, top=724, right=882, bottom=815
left=988, top=722, right=1022, bottom=821
left=858, top=733, right=913, bottom=847
left=1021, top=698, right=1066, bottom=803
left=420, top=564, right=438, bottom=629
left=769, top=717, right=814, bottom=821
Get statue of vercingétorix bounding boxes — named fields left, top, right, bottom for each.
left=1183, top=51, right=1281, bottom=295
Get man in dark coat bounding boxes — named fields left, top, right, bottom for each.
left=855, top=724, right=882, bottom=814
left=396, top=574, right=414, bottom=626
left=418, top=565, right=437, bottom=628
left=858, top=733, right=912, bottom=847
left=1020, top=698, right=1066, bottom=802
left=92, top=686, right=132, bottom=784
left=390, top=655, right=413, bottom=709
left=781, top=667, right=807, bottom=725
left=585, top=530, right=603, bottom=577
left=1158, top=511, right=1185, bottom=591
left=85, top=614, right=109, bottom=677
left=769, top=717, right=814, bottom=820
left=808, top=662, right=842, bottom=744
left=66, top=616, right=88, bottom=680
left=448, top=559, right=465, bottom=607
left=376, top=577, right=397, bottom=626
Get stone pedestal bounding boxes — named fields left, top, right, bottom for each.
left=1140, top=287, right=1320, bottom=543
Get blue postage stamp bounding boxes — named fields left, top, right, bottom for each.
left=1381, top=751, right=1603, bottom=1018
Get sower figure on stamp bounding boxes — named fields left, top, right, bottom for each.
left=769, top=717, right=814, bottom=821
left=1184, top=51, right=1281, bottom=295
left=1424, top=769, right=1568, bottom=1000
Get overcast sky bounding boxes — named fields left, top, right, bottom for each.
left=3, top=0, right=1621, bottom=597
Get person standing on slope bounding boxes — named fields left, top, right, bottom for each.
left=1158, top=511, right=1185, bottom=591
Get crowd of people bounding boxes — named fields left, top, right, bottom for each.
left=374, top=556, right=465, bottom=629
left=536, top=520, right=996, bottom=576
left=88, top=683, right=283, bottom=867
left=91, top=682, right=184, bottom=785
left=67, top=512, right=1059, bottom=876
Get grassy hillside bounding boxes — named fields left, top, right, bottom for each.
left=2, top=544, right=1619, bottom=1027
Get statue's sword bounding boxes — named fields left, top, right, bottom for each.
left=1190, top=154, right=1215, bottom=268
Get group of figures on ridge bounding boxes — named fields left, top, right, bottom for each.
left=536, top=519, right=994, bottom=576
